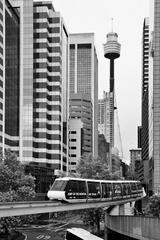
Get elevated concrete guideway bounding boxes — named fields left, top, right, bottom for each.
left=0, top=196, right=143, bottom=218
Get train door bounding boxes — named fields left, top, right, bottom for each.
left=65, top=180, right=78, bottom=200
left=122, top=183, right=128, bottom=198
left=101, top=182, right=112, bottom=200
left=137, top=182, right=143, bottom=196
left=126, top=183, right=132, bottom=197
left=112, top=183, right=122, bottom=200
left=131, top=182, right=138, bottom=198
left=87, top=181, right=101, bottom=201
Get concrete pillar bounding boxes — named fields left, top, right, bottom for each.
left=104, top=211, right=108, bottom=240
left=119, top=204, right=125, bottom=215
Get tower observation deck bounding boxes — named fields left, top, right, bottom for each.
left=103, top=32, right=121, bottom=92
left=103, top=31, right=121, bottom=148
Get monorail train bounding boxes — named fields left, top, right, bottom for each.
left=47, top=177, right=145, bottom=203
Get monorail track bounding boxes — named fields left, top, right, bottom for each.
left=0, top=195, right=144, bottom=218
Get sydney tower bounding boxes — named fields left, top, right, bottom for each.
left=103, top=31, right=121, bottom=147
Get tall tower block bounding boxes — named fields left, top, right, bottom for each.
left=103, top=31, right=121, bottom=147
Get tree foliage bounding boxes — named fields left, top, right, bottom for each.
left=145, top=194, right=160, bottom=217
left=76, top=153, right=121, bottom=180
left=0, top=149, right=36, bottom=227
left=76, top=153, right=111, bottom=180
left=0, top=149, right=35, bottom=202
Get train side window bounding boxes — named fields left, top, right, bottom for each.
left=127, top=183, right=131, bottom=194
left=88, top=182, right=101, bottom=198
left=67, top=180, right=78, bottom=193
left=132, top=183, right=137, bottom=191
left=102, top=183, right=107, bottom=198
left=108, top=183, right=112, bottom=198
left=137, top=182, right=142, bottom=190
left=101, top=183, right=112, bottom=198
left=113, top=183, right=122, bottom=197
left=78, top=181, right=87, bottom=193
left=122, top=183, right=127, bottom=195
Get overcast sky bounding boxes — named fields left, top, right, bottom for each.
left=52, top=0, right=149, bottom=164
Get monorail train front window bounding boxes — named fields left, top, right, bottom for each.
left=50, top=180, right=67, bottom=191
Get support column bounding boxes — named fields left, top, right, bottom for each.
left=104, top=211, right=109, bottom=240
left=119, top=204, right=125, bottom=215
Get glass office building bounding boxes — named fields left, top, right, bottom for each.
left=0, top=0, right=4, bottom=152
left=149, top=0, right=160, bottom=193
left=11, top=0, right=34, bottom=162
left=141, top=18, right=149, bottom=192
left=5, top=0, right=19, bottom=152
left=0, top=0, right=20, bottom=153
left=98, top=91, right=111, bottom=144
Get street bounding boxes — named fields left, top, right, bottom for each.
left=18, top=215, right=86, bottom=240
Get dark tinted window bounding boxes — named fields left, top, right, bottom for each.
left=51, top=180, right=67, bottom=191
left=137, top=182, right=142, bottom=190
left=102, top=182, right=112, bottom=198
left=66, top=180, right=86, bottom=193
left=113, top=183, right=122, bottom=197
left=131, top=182, right=138, bottom=191
left=88, top=181, right=101, bottom=198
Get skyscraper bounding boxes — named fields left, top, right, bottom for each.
left=7, top=0, right=69, bottom=174
left=98, top=91, right=111, bottom=143
left=141, top=18, right=149, bottom=192
left=33, top=1, right=69, bottom=173
left=149, top=0, right=160, bottom=194
left=0, top=0, right=19, bottom=154
left=69, top=33, right=98, bottom=158
left=11, top=0, right=34, bottom=162
left=0, top=0, right=3, bottom=152
left=69, top=93, right=92, bottom=173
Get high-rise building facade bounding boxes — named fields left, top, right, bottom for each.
left=11, top=0, right=34, bottom=162
left=69, top=93, right=92, bottom=173
left=0, top=0, right=20, bottom=154
left=98, top=91, right=112, bottom=143
left=33, top=1, right=69, bottom=172
left=141, top=18, right=149, bottom=191
left=0, top=0, right=3, bottom=152
left=149, top=0, right=160, bottom=194
left=129, top=149, right=142, bottom=175
left=7, top=0, right=69, bottom=174
left=69, top=33, right=98, bottom=158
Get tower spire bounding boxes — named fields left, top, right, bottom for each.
left=111, top=18, right=114, bottom=32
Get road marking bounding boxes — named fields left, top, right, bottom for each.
left=24, top=233, right=27, bottom=240
left=36, top=235, right=51, bottom=239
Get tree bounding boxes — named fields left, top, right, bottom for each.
left=76, top=153, right=120, bottom=235
left=0, top=149, right=36, bottom=227
left=145, top=194, right=160, bottom=217
left=76, top=153, right=111, bottom=180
